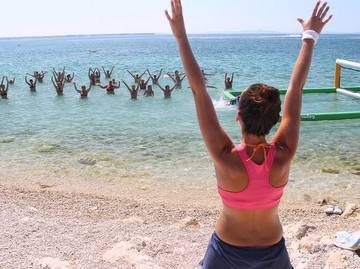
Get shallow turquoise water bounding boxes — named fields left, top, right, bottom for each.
left=0, top=34, right=359, bottom=200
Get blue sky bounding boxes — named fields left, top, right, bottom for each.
left=0, top=0, right=358, bottom=37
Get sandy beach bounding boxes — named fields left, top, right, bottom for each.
left=0, top=179, right=359, bottom=269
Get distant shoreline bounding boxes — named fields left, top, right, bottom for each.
left=0, top=32, right=359, bottom=40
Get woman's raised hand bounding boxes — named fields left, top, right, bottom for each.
left=297, top=1, right=333, bottom=34
left=165, top=0, right=187, bottom=40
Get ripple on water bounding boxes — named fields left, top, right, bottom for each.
left=0, top=137, right=15, bottom=143
left=78, top=157, right=97, bottom=166
left=37, top=144, right=61, bottom=153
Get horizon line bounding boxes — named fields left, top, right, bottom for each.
left=0, top=31, right=359, bottom=40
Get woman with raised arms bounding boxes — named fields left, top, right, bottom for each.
left=102, top=66, right=115, bottom=79
left=122, top=80, right=140, bottom=100
left=73, top=83, right=92, bottom=98
left=147, top=69, right=163, bottom=85
left=25, top=75, right=37, bottom=92
left=0, top=77, right=9, bottom=99
left=165, top=0, right=332, bottom=268
left=98, top=80, right=120, bottom=95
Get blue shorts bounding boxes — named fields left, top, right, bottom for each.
left=200, top=233, right=293, bottom=269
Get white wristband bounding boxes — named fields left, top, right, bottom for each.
left=302, top=30, right=320, bottom=45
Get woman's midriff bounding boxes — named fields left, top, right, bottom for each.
left=215, top=204, right=283, bottom=247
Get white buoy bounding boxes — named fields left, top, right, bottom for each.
left=336, top=88, right=360, bottom=100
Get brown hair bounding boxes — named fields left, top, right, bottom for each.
left=238, top=83, right=281, bottom=136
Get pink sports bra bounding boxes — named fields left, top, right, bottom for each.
left=217, top=144, right=286, bottom=210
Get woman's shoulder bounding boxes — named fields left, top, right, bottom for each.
left=272, top=142, right=293, bottom=165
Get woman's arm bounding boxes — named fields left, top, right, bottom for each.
left=127, top=70, right=135, bottom=79
left=51, top=78, right=56, bottom=88
left=147, top=69, right=153, bottom=79
left=122, top=80, right=132, bottom=92
left=73, top=83, right=81, bottom=93
left=272, top=1, right=332, bottom=157
left=167, top=72, right=176, bottom=82
left=140, top=70, right=147, bottom=78
left=165, top=0, right=233, bottom=163
left=158, top=84, right=165, bottom=92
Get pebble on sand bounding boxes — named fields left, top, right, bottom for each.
left=321, top=168, right=340, bottom=174
left=295, top=224, right=316, bottom=240
left=350, top=167, right=360, bottom=176
left=121, top=216, right=144, bottom=224
left=324, top=250, right=348, bottom=269
left=342, top=203, right=358, bottom=218
left=39, top=257, right=73, bottom=269
left=298, top=235, right=332, bottom=254
left=176, top=216, right=200, bottom=229
left=103, top=241, right=163, bottom=269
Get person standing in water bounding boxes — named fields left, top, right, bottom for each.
left=38, top=71, right=47, bottom=83
left=147, top=69, right=163, bottom=85
left=165, top=0, right=332, bottom=268
left=8, top=77, right=15, bottom=85
left=73, top=83, right=92, bottom=98
left=127, top=70, right=146, bottom=84
left=102, top=66, right=115, bottom=79
left=144, top=85, right=154, bottom=97
left=25, top=75, right=37, bottom=92
left=167, top=70, right=186, bottom=88
left=159, top=84, right=176, bottom=99
left=94, top=68, right=101, bottom=83
left=111, top=79, right=120, bottom=88
left=51, top=76, right=65, bottom=96
left=0, top=77, right=9, bottom=99
left=64, top=73, right=75, bottom=83
left=88, top=68, right=97, bottom=86
left=52, top=67, right=66, bottom=82
left=98, top=80, right=120, bottom=95
left=224, top=73, right=234, bottom=90
left=122, top=80, right=140, bottom=100
left=139, top=77, right=151, bottom=90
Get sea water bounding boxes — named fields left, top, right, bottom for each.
left=0, top=34, right=359, bottom=204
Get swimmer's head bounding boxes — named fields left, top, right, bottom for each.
left=237, top=84, right=281, bottom=137
left=131, top=85, right=136, bottom=90
left=30, top=79, right=34, bottom=83
left=147, top=85, right=152, bottom=90
left=153, top=74, right=157, bottom=79
left=175, top=70, right=179, bottom=75
left=81, top=85, right=86, bottom=91
left=135, top=74, right=139, bottom=78
left=165, top=85, right=170, bottom=90
left=140, top=79, right=145, bottom=83
left=226, top=77, right=231, bottom=82
left=109, top=81, right=113, bottom=86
